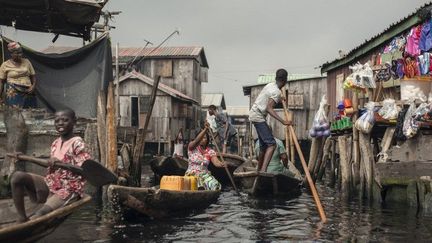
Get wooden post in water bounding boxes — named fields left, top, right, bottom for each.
left=308, top=137, right=322, bottom=176
left=359, top=133, right=374, bottom=200
left=132, top=76, right=161, bottom=187
left=97, top=91, right=107, bottom=168
left=84, top=123, right=101, bottom=198
left=1, top=108, right=28, bottom=181
left=106, top=83, right=118, bottom=173
left=338, top=135, right=350, bottom=198
left=328, top=139, right=337, bottom=187
left=351, top=93, right=360, bottom=193
left=317, top=138, right=332, bottom=181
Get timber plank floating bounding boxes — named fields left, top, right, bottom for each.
left=107, top=185, right=220, bottom=218
left=0, top=194, right=91, bottom=243
left=376, top=161, right=432, bottom=186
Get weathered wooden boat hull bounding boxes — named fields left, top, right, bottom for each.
left=107, top=185, right=220, bottom=218
left=234, top=165, right=302, bottom=197
left=150, top=153, right=246, bottom=186
left=0, top=194, right=91, bottom=243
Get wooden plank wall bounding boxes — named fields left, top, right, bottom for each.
left=249, top=77, right=327, bottom=140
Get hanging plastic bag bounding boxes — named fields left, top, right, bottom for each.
left=403, top=101, right=420, bottom=139
left=355, top=102, right=375, bottom=134
left=309, top=95, right=330, bottom=138
left=378, top=99, right=400, bottom=120
left=361, top=63, right=376, bottom=88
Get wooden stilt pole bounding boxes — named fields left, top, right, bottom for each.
left=359, top=133, right=373, bottom=200
left=107, top=82, right=118, bottom=173
left=97, top=91, right=107, bottom=168
left=328, top=139, right=336, bottom=187
left=131, top=76, right=161, bottom=187
left=338, top=135, right=350, bottom=198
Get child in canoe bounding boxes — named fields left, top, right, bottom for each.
left=185, top=121, right=225, bottom=190
left=10, top=108, right=91, bottom=222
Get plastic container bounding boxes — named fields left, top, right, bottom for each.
left=185, top=176, right=198, bottom=191
left=337, top=101, right=345, bottom=110
left=160, top=176, right=185, bottom=191
left=343, top=98, right=353, bottom=108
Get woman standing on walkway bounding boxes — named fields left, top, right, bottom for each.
left=0, top=42, right=37, bottom=108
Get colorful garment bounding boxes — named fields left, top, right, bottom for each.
left=185, top=146, right=221, bottom=190
left=4, top=83, right=36, bottom=108
left=0, top=58, right=37, bottom=108
left=45, top=136, right=91, bottom=200
left=420, top=19, right=432, bottom=52
left=0, top=59, right=35, bottom=86
left=405, top=26, right=422, bottom=57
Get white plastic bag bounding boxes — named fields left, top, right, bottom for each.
left=378, top=99, right=400, bottom=120
left=361, top=63, right=376, bottom=89
left=309, top=95, right=330, bottom=138
left=403, top=101, right=419, bottom=139
left=355, top=102, right=375, bottom=134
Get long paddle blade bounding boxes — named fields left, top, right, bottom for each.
left=81, top=160, right=118, bottom=187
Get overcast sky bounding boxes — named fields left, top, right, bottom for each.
left=1, top=0, right=430, bottom=106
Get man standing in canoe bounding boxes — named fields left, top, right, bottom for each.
left=249, top=68, right=291, bottom=172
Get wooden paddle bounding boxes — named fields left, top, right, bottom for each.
left=7, top=153, right=118, bottom=187
left=207, top=129, right=240, bottom=195
left=281, top=91, right=327, bottom=223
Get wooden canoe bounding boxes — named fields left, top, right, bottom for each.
left=233, top=162, right=302, bottom=197
left=0, top=194, right=91, bottom=243
left=150, top=153, right=246, bottom=186
left=107, top=185, right=220, bottom=218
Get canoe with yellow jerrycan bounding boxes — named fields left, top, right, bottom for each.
left=160, top=175, right=198, bottom=191
left=107, top=175, right=219, bottom=218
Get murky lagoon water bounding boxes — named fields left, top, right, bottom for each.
left=41, top=181, right=432, bottom=242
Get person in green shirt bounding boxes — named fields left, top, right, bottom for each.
left=254, top=136, right=302, bottom=180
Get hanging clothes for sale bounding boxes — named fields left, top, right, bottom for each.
left=405, top=25, right=422, bottom=56
left=420, top=19, right=432, bottom=52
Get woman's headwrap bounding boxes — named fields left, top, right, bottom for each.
left=7, top=42, right=22, bottom=52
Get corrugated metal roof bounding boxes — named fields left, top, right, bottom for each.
left=41, top=45, right=209, bottom=68
left=321, top=2, right=432, bottom=73
left=225, top=106, right=249, bottom=117
left=201, top=93, right=226, bottom=109
left=119, top=71, right=198, bottom=104
left=257, top=74, right=319, bottom=84
left=243, top=75, right=326, bottom=96
left=118, top=46, right=203, bottom=57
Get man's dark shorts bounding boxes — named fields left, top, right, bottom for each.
left=253, top=122, right=276, bottom=150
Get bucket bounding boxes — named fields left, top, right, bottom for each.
left=343, top=98, right=353, bottom=108
left=337, top=101, right=345, bottom=110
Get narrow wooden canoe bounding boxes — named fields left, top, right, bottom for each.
left=0, top=194, right=91, bottom=243
left=107, top=185, right=220, bottom=218
left=150, top=153, right=246, bottom=186
left=234, top=163, right=302, bottom=197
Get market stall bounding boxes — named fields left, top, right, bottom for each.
left=318, top=7, right=432, bottom=209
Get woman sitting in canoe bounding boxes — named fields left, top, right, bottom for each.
left=10, top=108, right=91, bottom=222
left=185, top=121, right=225, bottom=190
